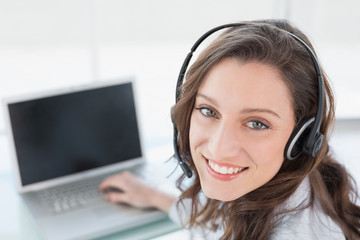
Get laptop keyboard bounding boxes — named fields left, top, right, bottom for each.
left=38, top=165, right=158, bottom=214
left=39, top=176, right=104, bottom=214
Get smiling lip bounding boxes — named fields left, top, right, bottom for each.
left=204, top=157, right=248, bottom=181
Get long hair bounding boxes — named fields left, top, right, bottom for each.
left=171, top=19, right=360, bottom=239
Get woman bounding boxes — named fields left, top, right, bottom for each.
left=99, top=20, right=360, bottom=239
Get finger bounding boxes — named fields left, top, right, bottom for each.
left=98, top=179, right=113, bottom=191
left=99, top=173, right=126, bottom=190
left=105, top=192, right=130, bottom=204
left=99, top=171, right=135, bottom=192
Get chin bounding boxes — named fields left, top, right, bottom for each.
left=201, top=185, right=243, bottom=202
left=205, top=192, right=240, bottom=202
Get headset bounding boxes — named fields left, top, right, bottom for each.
left=172, top=23, right=325, bottom=178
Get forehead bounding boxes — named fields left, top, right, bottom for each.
left=198, top=59, right=293, bottom=115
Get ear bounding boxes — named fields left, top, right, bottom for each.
left=284, top=116, right=315, bottom=160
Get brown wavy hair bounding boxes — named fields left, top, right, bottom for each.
left=171, top=19, right=360, bottom=239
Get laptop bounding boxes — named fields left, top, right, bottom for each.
left=2, top=79, right=170, bottom=240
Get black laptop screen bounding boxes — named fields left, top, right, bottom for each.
left=8, top=82, right=142, bottom=186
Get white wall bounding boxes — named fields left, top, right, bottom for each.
left=1, top=0, right=360, bottom=172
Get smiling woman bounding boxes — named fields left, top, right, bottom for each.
left=170, top=20, right=360, bottom=239
left=100, top=19, right=360, bottom=240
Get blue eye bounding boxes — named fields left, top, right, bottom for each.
left=195, top=106, right=218, bottom=118
left=246, top=121, right=269, bottom=130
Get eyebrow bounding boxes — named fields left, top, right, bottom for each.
left=196, top=93, right=281, bottom=119
left=240, top=108, right=281, bottom=119
left=197, top=93, right=219, bottom=106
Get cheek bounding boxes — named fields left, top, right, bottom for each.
left=252, top=133, right=290, bottom=171
left=238, top=127, right=284, bottom=162
left=261, top=142, right=285, bottom=169
left=266, top=138, right=286, bottom=158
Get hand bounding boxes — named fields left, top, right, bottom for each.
left=99, top=171, right=176, bottom=212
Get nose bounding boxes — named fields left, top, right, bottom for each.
left=208, top=120, right=242, bottom=160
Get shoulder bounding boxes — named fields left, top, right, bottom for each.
left=270, top=205, right=345, bottom=240
left=270, top=178, right=345, bottom=240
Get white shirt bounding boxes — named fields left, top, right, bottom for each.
left=168, top=178, right=345, bottom=239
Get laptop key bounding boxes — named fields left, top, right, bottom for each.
left=40, top=179, right=104, bottom=214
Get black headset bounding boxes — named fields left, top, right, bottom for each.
left=173, top=23, right=325, bottom=178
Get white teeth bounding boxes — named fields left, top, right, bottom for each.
left=214, top=164, right=220, bottom=172
left=208, top=160, right=246, bottom=175
left=219, top=166, right=227, bottom=174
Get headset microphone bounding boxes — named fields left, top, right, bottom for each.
left=173, top=125, right=192, bottom=178
left=173, top=23, right=325, bottom=178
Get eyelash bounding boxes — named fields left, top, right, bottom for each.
left=244, top=120, right=269, bottom=130
left=195, top=105, right=270, bottom=130
left=195, top=106, right=219, bottom=119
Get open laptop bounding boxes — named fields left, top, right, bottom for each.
left=3, top=79, right=170, bottom=240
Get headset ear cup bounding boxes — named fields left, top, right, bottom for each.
left=284, top=116, right=315, bottom=160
